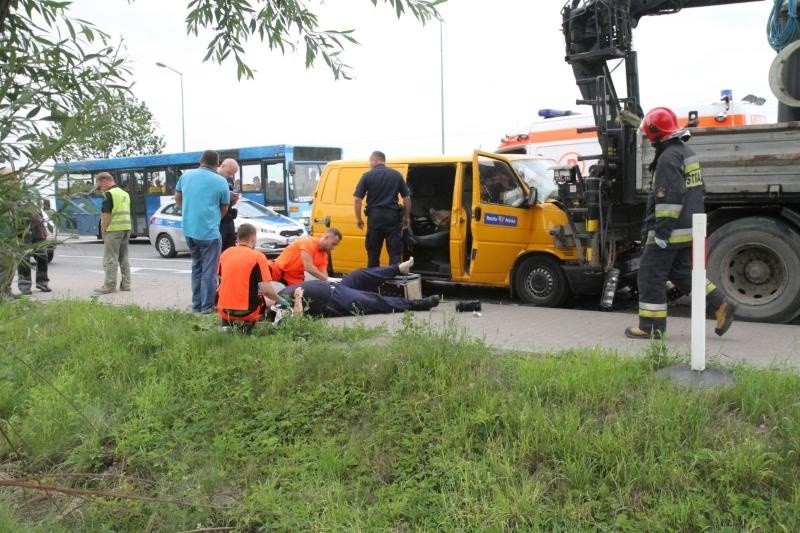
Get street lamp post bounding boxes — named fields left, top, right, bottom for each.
left=438, top=18, right=445, bottom=155
left=155, top=62, right=185, bottom=152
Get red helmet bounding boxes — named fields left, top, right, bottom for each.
left=640, top=107, right=682, bottom=144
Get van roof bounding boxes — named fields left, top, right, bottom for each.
left=327, top=153, right=555, bottom=166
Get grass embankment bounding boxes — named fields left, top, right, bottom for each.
left=0, top=299, right=798, bottom=531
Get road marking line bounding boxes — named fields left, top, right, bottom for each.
left=59, top=254, right=190, bottom=263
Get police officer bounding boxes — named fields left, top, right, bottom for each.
left=625, top=107, right=736, bottom=339
left=217, top=158, right=240, bottom=252
left=353, top=150, right=411, bottom=267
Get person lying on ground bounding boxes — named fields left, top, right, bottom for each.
left=277, top=257, right=440, bottom=318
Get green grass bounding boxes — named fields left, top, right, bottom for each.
left=0, top=299, right=799, bottom=531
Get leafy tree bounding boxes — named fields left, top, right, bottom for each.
left=0, top=0, right=444, bottom=299
left=186, top=0, right=444, bottom=79
left=0, top=1, right=128, bottom=297
left=55, top=95, right=165, bottom=161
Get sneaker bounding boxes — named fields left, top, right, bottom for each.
left=624, top=326, right=664, bottom=340
left=120, top=286, right=131, bottom=292
left=93, top=287, right=115, bottom=295
left=199, top=307, right=215, bottom=315
left=19, top=287, right=32, bottom=296
left=714, top=300, right=736, bottom=336
left=410, top=294, right=440, bottom=311
left=36, top=284, right=51, bottom=292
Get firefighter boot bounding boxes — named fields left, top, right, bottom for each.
left=624, top=326, right=664, bottom=340
left=714, top=299, right=736, bottom=336
left=411, top=295, right=440, bottom=311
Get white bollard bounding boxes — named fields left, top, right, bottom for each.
left=691, top=213, right=707, bottom=371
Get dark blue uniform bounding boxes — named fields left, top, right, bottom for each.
left=279, top=265, right=415, bottom=317
left=354, top=164, right=410, bottom=267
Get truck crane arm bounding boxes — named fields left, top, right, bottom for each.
left=561, top=0, right=761, bottom=205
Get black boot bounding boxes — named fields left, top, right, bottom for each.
left=410, top=295, right=440, bottom=311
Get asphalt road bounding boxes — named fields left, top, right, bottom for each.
left=14, top=237, right=800, bottom=370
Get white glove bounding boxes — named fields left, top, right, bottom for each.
left=654, top=237, right=668, bottom=249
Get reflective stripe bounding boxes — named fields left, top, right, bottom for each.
left=646, top=228, right=693, bottom=245
left=684, top=161, right=701, bottom=173
left=639, top=308, right=668, bottom=318
left=655, top=203, right=682, bottom=218
left=639, top=302, right=668, bottom=311
left=706, top=281, right=717, bottom=295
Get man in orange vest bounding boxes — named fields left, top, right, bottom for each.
left=217, top=223, right=284, bottom=331
left=270, top=228, right=342, bottom=286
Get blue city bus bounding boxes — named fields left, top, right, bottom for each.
left=53, top=144, right=343, bottom=237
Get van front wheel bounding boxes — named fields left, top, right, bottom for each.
left=514, top=256, right=570, bottom=307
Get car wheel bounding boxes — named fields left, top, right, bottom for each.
left=155, top=233, right=177, bottom=258
left=514, top=255, right=570, bottom=307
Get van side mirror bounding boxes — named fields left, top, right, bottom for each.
left=527, top=188, right=538, bottom=207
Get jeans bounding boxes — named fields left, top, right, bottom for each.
left=186, top=237, right=221, bottom=312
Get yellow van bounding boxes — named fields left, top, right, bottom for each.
left=311, top=151, right=580, bottom=306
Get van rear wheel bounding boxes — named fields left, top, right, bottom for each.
left=515, top=255, right=570, bottom=307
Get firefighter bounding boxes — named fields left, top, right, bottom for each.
left=625, top=107, right=736, bottom=340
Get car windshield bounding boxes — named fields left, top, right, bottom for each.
left=236, top=199, right=280, bottom=218
left=510, top=158, right=558, bottom=202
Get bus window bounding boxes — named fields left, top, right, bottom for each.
left=165, top=166, right=182, bottom=194
left=64, top=173, right=93, bottom=195
left=146, top=169, right=166, bottom=193
left=264, top=161, right=285, bottom=211
left=290, top=163, right=323, bottom=203
left=241, top=162, right=262, bottom=192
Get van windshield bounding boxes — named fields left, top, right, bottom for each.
left=509, top=158, right=557, bottom=202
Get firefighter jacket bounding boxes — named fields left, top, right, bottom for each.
left=643, top=140, right=705, bottom=247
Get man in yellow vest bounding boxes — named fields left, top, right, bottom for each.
left=94, top=172, right=132, bottom=294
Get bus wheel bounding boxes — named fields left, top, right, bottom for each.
left=155, top=233, right=177, bottom=258
left=514, top=255, right=570, bottom=307
left=708, top=216, right=800, bottom=323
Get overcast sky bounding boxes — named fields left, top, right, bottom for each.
left=67, top=0, right=778, bottom=159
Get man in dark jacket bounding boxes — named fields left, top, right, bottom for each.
left=218, top=158, right=240, bottom=252
left=353, top=150, right=411, bottom=267
left=17, top=207, right=51, bottom=295
left=625, top=107, right=735, bottom=339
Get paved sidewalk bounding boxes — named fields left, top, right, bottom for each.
left=17, top=259, right=800, bottom=370
left=326, top=301, right=800, bottom=370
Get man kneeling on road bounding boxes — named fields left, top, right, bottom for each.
left=276, top=257, right=440, bottom=318
left=270, top=228, right=342, bottom=286
left=216, top=223, right=285, bottom=331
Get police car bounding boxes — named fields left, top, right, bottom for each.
left=148, top=198, right=306, bottom=258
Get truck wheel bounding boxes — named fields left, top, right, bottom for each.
left=708, top=217, right=800, bottom=323
left=155, top=233, right=177, bottom=258
left=514, top=255, right=570, bottom=307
